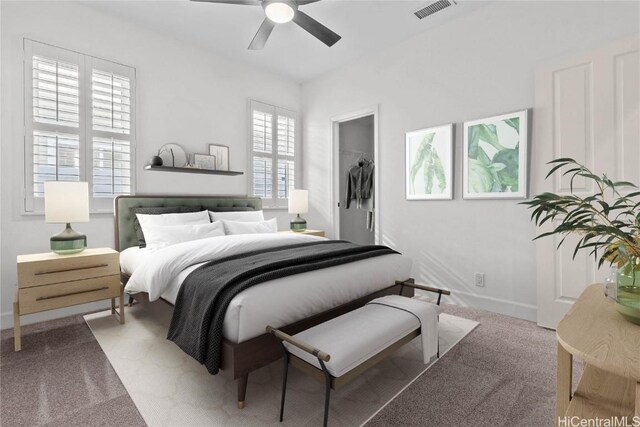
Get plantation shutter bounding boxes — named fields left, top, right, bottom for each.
left=88, top=58, right=134, bottom=208
left=25, top=41, right=84, bottom=213
left=276, top=111, right=295, bottom=201
left=32, top=131, right=81, bottom=197
left=249, top=100, right=298, bottom=208
left=252, top=106, right=274, bottom=199
left=24, top=39, right=136, bottom=213
left=92, top=69, right=131, bottom=134
left=32, top=56, right=80, bottom=127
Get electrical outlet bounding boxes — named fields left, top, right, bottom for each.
left=474, top=272, right=485, bottom=287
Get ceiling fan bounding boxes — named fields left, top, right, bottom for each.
left=192, top=0, right=341, bottom=50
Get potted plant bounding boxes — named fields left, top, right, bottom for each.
left=523, top=158, right=640, bottom=325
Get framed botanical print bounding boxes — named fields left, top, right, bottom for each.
left=406, top=124, right=454, bottom=200
left=463, top=110, right=528, bottom=199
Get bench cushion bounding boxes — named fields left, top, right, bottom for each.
left=284, top=304, right=420, bottom=377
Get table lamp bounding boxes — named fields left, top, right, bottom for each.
left=44, top=181, right=90, bottom=254
left=288, top=189, right=308, bottom=232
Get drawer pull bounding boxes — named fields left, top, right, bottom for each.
left=34, top=264, right=110, bottom=276
left=36, top=286, right=110, bottom=301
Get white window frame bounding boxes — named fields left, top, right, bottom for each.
left=23, top=39, right=136, bottom=214
left=248, top=99, right=299, bottom=209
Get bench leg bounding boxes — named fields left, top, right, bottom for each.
left=237, top=374, right=248, bottom=409
left=320, top=360, right=332, bottom=427
left=279, top=352, right=289, bottom=422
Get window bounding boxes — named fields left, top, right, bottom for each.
left=249, top=100, right=298, bottom=208
left=24, top=40, right=136, bottom=213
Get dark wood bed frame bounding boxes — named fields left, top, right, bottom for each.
left=115, top=195, right=413, bottom=408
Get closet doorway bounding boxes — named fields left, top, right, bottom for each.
left=331, top=107, right=379, bottom=244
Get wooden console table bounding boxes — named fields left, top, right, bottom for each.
left=556, top=284, right=640, bottom=425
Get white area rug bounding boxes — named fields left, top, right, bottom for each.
left=85, top=302, right=477, bottom=426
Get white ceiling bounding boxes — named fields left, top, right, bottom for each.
left=82, top=0, right=488, bottom=83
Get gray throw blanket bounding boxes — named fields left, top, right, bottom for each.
left=167, top=240, right=398, bottom=374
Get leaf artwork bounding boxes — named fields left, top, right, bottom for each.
left=410, top=133, right=447, bottom=194
left=468, top=118, right=520, bottom=193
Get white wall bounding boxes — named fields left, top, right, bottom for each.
left=0, top=1, right=300, bottom=328
left=301, top=1, right=640, bottom=320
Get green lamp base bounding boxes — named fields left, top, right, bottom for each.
left=290, top=214, right=307, bottom=232
left=51, top=223, right=87, bottom=255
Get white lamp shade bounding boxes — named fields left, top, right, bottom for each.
left=44, top=181, right=90, bottom=223
left=288, top=189, right=309, bottom=214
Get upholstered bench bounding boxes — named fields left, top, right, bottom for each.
left=267, top=281, right=450, bottom=427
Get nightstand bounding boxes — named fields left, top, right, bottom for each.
left=14, top=247, right=124, bottom=351
left=280, top=230, right=325, bottom=237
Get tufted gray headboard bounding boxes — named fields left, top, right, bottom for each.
left=114, top=195, right=262, bottom=252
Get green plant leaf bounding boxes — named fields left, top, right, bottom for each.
left=468, top=157, right=494, bottom=193
left=409, top=133, right=435, bottom=188
left=468, top=125, right=480, bottom=159
left=424, top=148, right=434, bottom=194
left=524, top=156, right=640, bottom=267
left=432, top=149, right=446, bottom=192
left=493, top=147, right=519, bottom=191
left=498, top=169, right=519, bottom=192
left=478, top=124, right=506, bottom=151
left=547, top=157, right=577, bottom=164
left=503, top=117, right=520, bottom=134
left=477, top=145, right=492, bottom=165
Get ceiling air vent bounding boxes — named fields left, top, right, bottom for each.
left=413, top=0, right=456, bottom=20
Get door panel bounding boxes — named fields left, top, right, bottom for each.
left=554, top=231, right=596, bottom=302
left=615, top=50, right=640, bottom=184
left=552, top=63, right=594, bottom=193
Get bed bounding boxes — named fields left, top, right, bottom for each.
left=115, top=195, right=413, bottom=408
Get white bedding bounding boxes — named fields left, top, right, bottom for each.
left=122, top=234, right=412, bottom=343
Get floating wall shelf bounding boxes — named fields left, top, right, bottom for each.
left=144, top=165, right=244, bottom=176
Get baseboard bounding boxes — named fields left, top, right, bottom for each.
left=0, top=300, right=112, bottom=331
left=417, top=288, right=537, bottom=322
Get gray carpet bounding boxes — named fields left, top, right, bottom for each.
left=1, top=304, right=563, bottom=427
left=0, top=313, right=145, bottom=427
left=365, top=305, right=571, bottom=427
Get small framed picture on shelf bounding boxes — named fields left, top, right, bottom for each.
left=209, top=144, right=229, bottom=171
left=194, top=154, right=217, bottom=170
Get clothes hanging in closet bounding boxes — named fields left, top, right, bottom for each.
left=345, top=158, right=374, bottom=209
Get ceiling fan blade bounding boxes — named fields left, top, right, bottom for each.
left=191, top=0, right=261, bottom=5
left=292, top=10, right=341, bottom=47
left=248, top=18, right=276, bottom=50
left=296, top=0, right=322, bottom=5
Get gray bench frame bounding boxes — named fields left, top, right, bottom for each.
left=267, top=280, right=451, bottom=427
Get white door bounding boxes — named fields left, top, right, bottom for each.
left=534, top=37, right=639, bottom=329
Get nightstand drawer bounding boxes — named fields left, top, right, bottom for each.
left=17, top=250, right=119, bottom=288
left=18, top=275, right=121, bottom=315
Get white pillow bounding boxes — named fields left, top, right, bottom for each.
left=209, top=210, right=264, bottom=223
left=222, top=218, right=278, bottom=235
left=143, top=221, right=225, bottom=249
left=136, top=210, right=211, bottom=238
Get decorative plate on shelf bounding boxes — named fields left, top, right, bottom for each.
left=158, top=143, right=187, bottom=168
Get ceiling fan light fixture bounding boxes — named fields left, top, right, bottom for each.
left=264, top=1, right=295, bottom=23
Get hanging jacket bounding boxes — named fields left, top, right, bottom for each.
left=345, top=159, right=374, bottom=209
